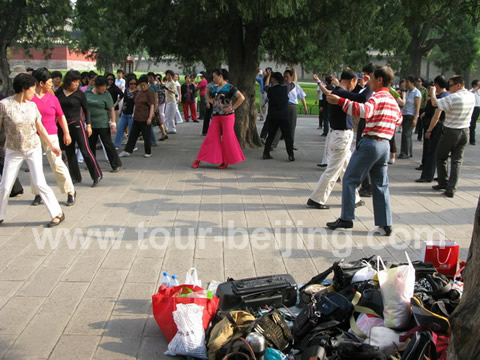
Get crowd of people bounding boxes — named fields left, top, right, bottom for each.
left=0, top=65, right=214, bottom=226
left=0, top=63, right=477, bottom=232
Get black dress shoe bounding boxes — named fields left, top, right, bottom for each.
left=307, top=199, right=330, bottom=209
left=32, top=195, right=43, bottom=206
left=92, top=178, right=101, bottom=187
left=293, top=147, right=298, bottom=151
left=355, top=200, right=365, bottom=208
left=375, top=226, right=392, bottom=236
left=9, top=190, right=24, bottom=198
left=288, top=155, right=295, bottom=161
left=326, top=218, right=353, bottom=230
left=358, top=189, right=372, bottom=197
left=444, top=190, right=454, bottom=198
left=415, top=178, right=431, bottom=183
left=398, top=154, right=409, bottom=159
left=66, top=191, right=76, bottom=207
left=317, top=163, right=327, bottom=167
left=432, top=184, right=447, bottom=190
left=415, top=166, right=424, bottom=171
left=262, top=154, right=273, bottom=160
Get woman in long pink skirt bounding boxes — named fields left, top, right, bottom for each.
left=192, top=69, right=245, bottom=169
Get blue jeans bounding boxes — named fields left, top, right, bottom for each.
left=114, top=113, right=133, bottom=148
left=341, top=138, right=392, bottom=226
left=150, top=125, right=157, bottom=145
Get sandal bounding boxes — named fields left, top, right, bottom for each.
left=47, top=213, right=65, bottom=228
left=217, top=163, right=228, bottom=169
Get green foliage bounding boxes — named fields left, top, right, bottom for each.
left=72, top=0, right=141, bottom=71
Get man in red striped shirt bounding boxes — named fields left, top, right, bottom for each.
left=325, top=66, right=403, bottom=235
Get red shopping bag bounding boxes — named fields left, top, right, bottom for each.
left=152, top=284, right=219, bottom=342
left=420, top=240, right=459, bottom=277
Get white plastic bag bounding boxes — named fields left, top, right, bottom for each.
left=349, top=313, right=384, bottom=338
left=377, top=253, right=415, bottom=329
left=185, top=268, right=202, bottom=287
left=351, top=261, right=376, bottom=283
left=165, top=303, right=208, bottom=358
left=367, top=326, right=405, bottom=356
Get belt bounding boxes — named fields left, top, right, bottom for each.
left=363, top=134, right=388, bottom=141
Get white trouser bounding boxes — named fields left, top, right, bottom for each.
left=321, top=130, right=332, bottom=164
left=32, top=135, right=74, bottom=195
left=0, top=146, right=62, bottom=220
left=165, top=102, right=177, bottom=132
left=310, top=130, right=360, bottom=205
left=175, top=103, right=183, bottom=124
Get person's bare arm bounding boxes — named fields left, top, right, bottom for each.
left=57, top=115, right=71, bottom=145
left=232, top=91, right=245, bottom=110
left=413, top=96, right=421, bottom=127
left=108, top=107, right=116, bottom=133
left=146, top=104, right=154, bottom=125
left=424, top=108, right=442, bottom=139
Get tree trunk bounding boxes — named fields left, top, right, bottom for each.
left=227, top=17, right=262, bottom=149
left=0, top=44, right=12, bottom=95
left=405, top=40, right=423, bottom=76
left=447, top=196, right=480, bottom=359
left=0, top=0, right=27, bottom=95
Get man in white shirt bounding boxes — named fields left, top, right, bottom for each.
left=429, top=75, right=475, bottom=197
left=115, top=69, right=126, bottom=91
left=469, top=79, right=480, bottom=145
left=397, top=75, right=422, bottom=158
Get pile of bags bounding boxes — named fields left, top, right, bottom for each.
left=152, top=254, right=464, bottom=360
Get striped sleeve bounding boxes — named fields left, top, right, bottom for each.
left=339, top=96, right=377, bottom=119
left=436, top=95, right=452, bottom=113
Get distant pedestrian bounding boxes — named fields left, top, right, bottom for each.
left=196, top=72, right=207, bottom=120
left=181, top=75, right=198, bottom=122
left=397, top=75, right=421, bottom=158
left=469, top=79, right=479, bottom=145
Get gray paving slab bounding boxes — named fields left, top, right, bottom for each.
left=0, top=116, right=478, bottom=359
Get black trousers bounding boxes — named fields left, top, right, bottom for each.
left=322, top=106, right=329, bottom=135
left=199, top=95, right=206, bottom=119
left=125, top=121, right=151, bottom=154
left=400, top=115, right=414, bottom=157
left=318, top=107, right=323, bottom=128
left=202, top=106, right=213, bottom=135
left=470, top=106, right=479, bottom=144
left=416, top=109, right=424, bottom=140
left=420, top=121, right=443, bottom=181
left=58, top=121, right=102, bottom=183
left=264, top=117, right=294, bottom=157
left=0, top=154, right=23, bottom=196
left=436, top=127, right=469, bottom=192
left=88, top=128, right=122, bottom=170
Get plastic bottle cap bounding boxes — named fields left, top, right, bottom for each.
left=163, top=271, right=168, bottom=276
left=172, top=275, right=177, bottom=279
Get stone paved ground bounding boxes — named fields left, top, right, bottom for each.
left=0, top=116, right=478, bottom=359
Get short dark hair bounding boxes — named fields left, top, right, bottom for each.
left=117, top=69, right=124, bottom=74
left=471, top=79, right=479, bottom=87
left=362, top=63, right=375, bottom=75
left=325, top=75, right=334, bottom=85
left=449, top=75, right=464, bottom=87
left=406, top=75, right=416, bottom=84
left=138, top=75, right=149, bottom=84
left=126, top=72, right=136, bottom=80
left=126, top=75, right=137, bottom=85
left=271, top=72, right=284, bottom=84
left=213, top=68, right=229, bottom=81
left=105, top=72, right=115, bottom=79
left=434, top=75, right=448, bottom=89
left=94, top=76, right=108, bottom=87
left=32, top=67, right=51, bottom=84
left=340, top=69, right=357, bottom=81
left=26, top=67, right=34, bottom=72
left=165, top=70, right=174, bottom=77
left=147, top=72, right=156, bottom=78
left=284, top=69, right=293, bottom=77
left=13, top=73, right=37, bottom=93
left=416, top=77, right=424, bottom=83
left=51, top=71, right=62, bottom=79
left=87, top=71, right=97, bottom=80
left=373, top=66, right=395, bottom=87
left=63, top=70, right=82, bottom=89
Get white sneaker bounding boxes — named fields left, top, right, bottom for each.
left=144, top=154, right=152, bottom=158
left=388, top=157, right=395, bottom=165
left=119, top=151, right=130, bottom=158
left=133, top=147, right=138, bottom=152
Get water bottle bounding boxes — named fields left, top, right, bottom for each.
left=170, top=274, right=180, bottom=287
left=161, top=271, right=170, bottom=287
left=246, top=332, right=265, bottom=360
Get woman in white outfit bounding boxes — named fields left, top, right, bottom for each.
left=0, top=74, right=64, bottom=227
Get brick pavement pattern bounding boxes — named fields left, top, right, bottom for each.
left=0, top=117, right=477, bottom=359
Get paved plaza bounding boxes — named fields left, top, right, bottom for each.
left=0, top=116, right=478, bottom=359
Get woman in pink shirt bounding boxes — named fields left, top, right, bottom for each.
left=30, top=68, right=76, bottom=206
